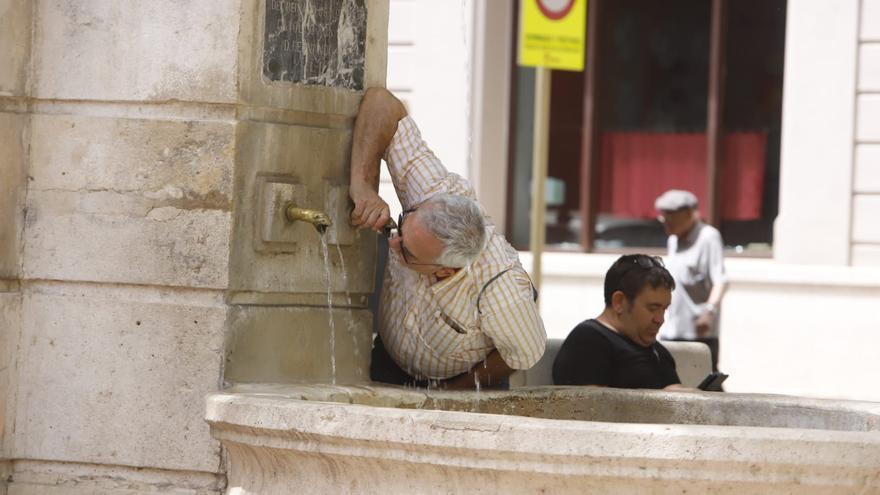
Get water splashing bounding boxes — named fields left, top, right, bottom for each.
left=473, top=370, right=481, bottom=413
left=320, top=235, right=337, bottom=384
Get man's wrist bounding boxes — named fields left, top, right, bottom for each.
left=350, top=180, right=377, bottom=194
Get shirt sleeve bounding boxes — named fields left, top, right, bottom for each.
left=704, top=227, right=728, bottom=286
left=477, top=270, right=546, bottom=370
left=552, top=324, right=613, bottom=386
left=382, top=116, right=477, bottom=209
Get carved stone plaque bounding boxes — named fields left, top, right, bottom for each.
left=263, top=0, right=367, bottom=90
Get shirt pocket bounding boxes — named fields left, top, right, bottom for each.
left=424, top=307, right=487, bottom=358
left=435, top=302, right=480, bottom=335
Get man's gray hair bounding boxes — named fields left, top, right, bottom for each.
left=418, top=194, right=487, bottom=267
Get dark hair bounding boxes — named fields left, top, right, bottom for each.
left=603, top=254, right=675, bottom=306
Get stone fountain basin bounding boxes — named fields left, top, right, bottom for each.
left=206, top=384, right=880, bottom=494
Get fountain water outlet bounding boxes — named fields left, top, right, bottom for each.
left=284, top=204, right=332, bottom=234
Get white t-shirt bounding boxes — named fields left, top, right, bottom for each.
left=660, top=222, right=727, bottom=340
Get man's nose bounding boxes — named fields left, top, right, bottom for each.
left=388, top=235, right=401, bottom=250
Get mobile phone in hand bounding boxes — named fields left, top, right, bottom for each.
left=697, top=372, right=728, bottom=391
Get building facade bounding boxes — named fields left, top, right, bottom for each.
left=388, top=0, right=880, bottom=401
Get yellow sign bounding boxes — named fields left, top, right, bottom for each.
left=518, top=0, right=587, bottom=71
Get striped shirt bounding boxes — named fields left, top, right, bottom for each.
left=378, top=116, right=546, bottom=380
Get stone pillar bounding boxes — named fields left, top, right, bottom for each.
left=0, top=0, right=32, bottom=493
left=0, top=0, right=387, bottom=493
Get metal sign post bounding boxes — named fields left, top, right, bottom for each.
left=529, top=67, right=551, bottom=297
left=518, top=0, right=587, bottom=304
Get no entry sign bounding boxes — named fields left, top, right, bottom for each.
left=518, top=0, right=587, bottom=71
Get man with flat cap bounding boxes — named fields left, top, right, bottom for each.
left=655, top=189, right=728, bottom=373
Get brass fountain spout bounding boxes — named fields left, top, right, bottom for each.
left=285, top=204, right=332, bottom=234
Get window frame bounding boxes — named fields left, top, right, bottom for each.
left=506, top=0, right=757, bottom=255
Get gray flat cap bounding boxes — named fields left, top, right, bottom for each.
left=655, top=189, right=698, bottom=211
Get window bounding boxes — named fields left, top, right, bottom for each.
left=506, top=0, right=787, bottom=254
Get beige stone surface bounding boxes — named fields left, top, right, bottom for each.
left=225, top=383, right=880, bottom=431
left=207, top=388, right=880, bottom=495
left=0, top=461, right=9, bottom=495
left=24, top=192, right=231, bottom=288
left=14, top=283, right=225, bottom=472
left=0, top=291, right=21, bottom=460
left=31, top=0, right=240, bottom=103
left=224, top=306, right=372, bottom=385
left=29, top=114, right=234, bottom=198
left=0, top=113, right=27, bottom=279
left=0, top=0, right=32, bottom=96
left=228, top=119, right=375, bottom=296
left=23, top=114, right=234, bottom=288
left=7, top=460, right=224, bottom=495
left=7, top=1, right=393, bottom=492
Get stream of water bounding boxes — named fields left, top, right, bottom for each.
left=473, top=370, right=482, bottom=412
left=319, top=235, right=337, bottom=384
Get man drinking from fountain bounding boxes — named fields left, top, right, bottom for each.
left=348, top=87, right=546, bottom=390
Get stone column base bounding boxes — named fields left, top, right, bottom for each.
left=1, top=460, right=225, bottom=495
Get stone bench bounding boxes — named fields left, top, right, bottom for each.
left=510, top=338, right=713, bottom=388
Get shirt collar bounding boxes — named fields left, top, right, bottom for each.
left=430, top=265, right=470, bottom=296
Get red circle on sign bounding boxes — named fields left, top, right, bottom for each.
left=535, top=0, right=575, bottom=20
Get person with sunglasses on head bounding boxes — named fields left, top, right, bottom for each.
left=654, top=189, right=728, bottom=374
left=552, top=255, right=685, bottom=390
left=348, top=88, right=546, bottom=390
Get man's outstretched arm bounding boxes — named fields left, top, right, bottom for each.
left=349, top=87, right=407, bottom=231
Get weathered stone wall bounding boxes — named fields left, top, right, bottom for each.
left=0, top=0, right=388, bottom=493
left=0, top=1, right=32, bottom=494
left=223, top=0, right=387, bottom=384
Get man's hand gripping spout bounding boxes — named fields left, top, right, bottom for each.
left=349, top=182, right=390, bottom=233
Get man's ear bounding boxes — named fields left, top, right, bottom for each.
left=611, top=291, right=627, bottom=314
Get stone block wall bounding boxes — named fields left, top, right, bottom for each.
left=0, top=1, right=32, bottom=493
left=0, top=0, right=388, bottom=493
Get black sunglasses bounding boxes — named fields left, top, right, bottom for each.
left=395, top=209, right=442, bottom=267
left=620, top=255, right=665, bottom=274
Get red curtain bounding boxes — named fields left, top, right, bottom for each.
left=597, top=132, right=768, bottom=220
